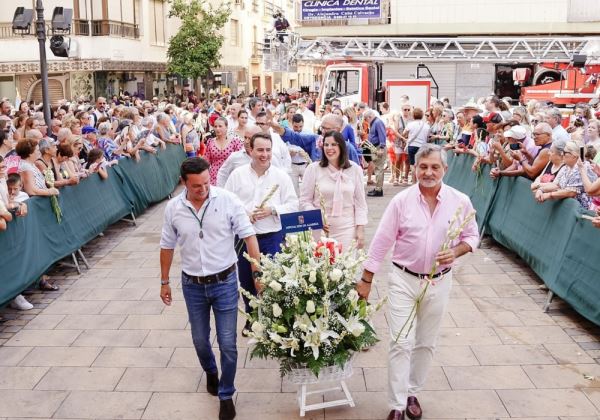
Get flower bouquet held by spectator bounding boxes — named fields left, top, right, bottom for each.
left=242, top=232, right=384, bottom=377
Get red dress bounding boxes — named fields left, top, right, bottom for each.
left=204, top=136, right=243, bottom=185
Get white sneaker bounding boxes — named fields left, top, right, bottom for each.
left=10, top=295, right=33, bottom=311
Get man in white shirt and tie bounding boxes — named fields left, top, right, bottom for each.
left=160, top=157, right=261, bottom=420
left=225, top=132, right=298, bottom=334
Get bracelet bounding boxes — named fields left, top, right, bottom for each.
left=360, top=278, right=372, bottom=284
left=160, top=279, right=170, bottom=285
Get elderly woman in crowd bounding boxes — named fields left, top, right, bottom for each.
left=402, top=107, right=430, bottom=183
left=155, top=112, right=181, bottom=145
left=16, top=139, right=59, bottom=198
left=534, top=141, right=598, bottom=209
left=34, top=139, right=77, bottom=188
left=63, top=116, right=82, bottom=135
left=531, top=139, right=566, bottom=193
left=204, top=117, right=243, bottom=185
left=300, top=131, right=368, bottom=250
left=97, top=121, right=127, bottom=160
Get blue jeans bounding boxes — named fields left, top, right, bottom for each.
left=181, top=271, right=238, bottom=400
left=237, top=230, right=284, bottom=313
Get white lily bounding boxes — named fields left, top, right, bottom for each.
left=269, top=280, right=282, bottom=292
left=302, top=317, right=339, bottom=360
left=329, top=268, right=343, bottom=282
left=306, top=300, right=316, bottom=314
left=336, top=312, right=366, bottom=337
left=272, top=303, right=283, bottom=318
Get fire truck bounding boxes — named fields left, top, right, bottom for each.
left=292, top=36, right=600, bottom=109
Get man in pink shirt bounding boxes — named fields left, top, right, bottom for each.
left=357, top=143, right=479, bottom=420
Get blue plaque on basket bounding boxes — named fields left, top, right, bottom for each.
left=280, top=209, right=323, bottom=234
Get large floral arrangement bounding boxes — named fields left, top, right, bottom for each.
left=242, top=232, right=384, bottom=377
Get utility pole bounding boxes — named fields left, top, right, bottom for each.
left=35, top=0, right=51, bottom=126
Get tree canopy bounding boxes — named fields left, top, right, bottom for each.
left=167, top=0, right=231, bottom=80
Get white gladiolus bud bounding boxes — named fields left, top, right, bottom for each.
left=329, top=268, right=343, bottom=282
left=249, top=299, right=258, bottom=309
left=308, top=271, right=317, bottom=283
left=306, top=300, right=316, bottom=314
left=347, top=289, right=359, bottom=303
left=351, top=323, right=365, bottom=337
left=269, top=280, right=282, bottom=292
left=272, top=303, right=283, bottom=317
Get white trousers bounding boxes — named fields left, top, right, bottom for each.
left=290, top=163, right=307, bottom=195
left=387, top=266, right=452, bottom=411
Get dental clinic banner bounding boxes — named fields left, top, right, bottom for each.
left=300, top=0, right=381, bottom=21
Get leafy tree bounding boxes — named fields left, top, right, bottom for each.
left=167, top=0, right=231, bottom=81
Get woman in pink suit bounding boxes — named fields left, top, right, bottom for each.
left=300, top=131, right=368, bottom=250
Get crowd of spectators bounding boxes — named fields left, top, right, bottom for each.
left=2, top=87, right=600, bottom=312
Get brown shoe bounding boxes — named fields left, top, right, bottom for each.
left=387, top=410, right=405, bottom=420
left=406, top=396, right=422, bottom=420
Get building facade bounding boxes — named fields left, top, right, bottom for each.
left=293, top=0, right=600, bottom=105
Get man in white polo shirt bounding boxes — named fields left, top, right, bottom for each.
left=159, top=157, right=260, bottom=420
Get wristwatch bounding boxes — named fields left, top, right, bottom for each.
left=252, top=271, right=263, bottom=280
left=160, top=279, right=170, bottom=285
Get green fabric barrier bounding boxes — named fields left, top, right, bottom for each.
left=0, top=144, right=185, bottom=307
left=446, top=158, right=600, bottom=326
left=113, top=145, right=185, bottom=215
left=444, top=153, right=498, bottom=228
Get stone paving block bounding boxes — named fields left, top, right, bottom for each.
left=71, top=329, right=149, bottom=347
left=515, top=310, right=557, bottom=326
left=498, top=389, right=599, bottom=417
left=432, top=345, right=480, bottom=366
left=494, top=325, right=573, bottom=345
left=438, top=327, right=501, bottom=346
left=55, top=314, right=126, bottom=330
left=473, top=296, right=541, bottom=312
left=70, top=276, right=129, bottom=289
left=141, top=330, right=193, bottom=348
left=35, top=367, right=125, bottom=391
left=543, top=343, right=595, bottom=364
left=141, top=392, right=221, bottom=420
left=116, top=367, right=201, bottom=392
left=100, top=300, right=165, bottom=315
left=0, top=367, right=49, bottom=389
left=22, top=314, right=66, bottom=330
left=417, top=390, right=509, bottom=418
left=55, top=288, right=93, bottom=301
left=166, top=347, right=201, bottom=368
left=236, top=368, right=283, bottom=392
left=449, top=310, right=523, bottom=328
left=363, top=366, right=449, bottom=392
left=122, top=277, right=162, bottom=290
left=0, top=347, right=33, bottom=366
left=522, top=364, right=600, bottom=389
left=42, top=300, right=108, bottom=315
left=491, top=284, right=527, bottom=297
left=19, top=346, right=102, bottom=367
left=0, top=390, right=68, bottom=418
left=446, top=298, right=479, bottom=312
left=460, top=285, right=499, bottom=298
left=443, top=365, right=534, bottom=389
left=120, top=314, right=188, bottom=330
left=454, top=273, right=515, bottom=285
left=235, top=392, right=325, bottom=420
left=84, top=288, right=147, bottom=301
left=55, top=391, right=151, bottom=419
left=471, top=344, right=557, bottom=365
left=93, top=347, right=174, bottom=368
left=4, top=329, right=82, bottom=347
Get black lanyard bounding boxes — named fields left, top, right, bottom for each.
left=186, top=200, right=211, bottom=239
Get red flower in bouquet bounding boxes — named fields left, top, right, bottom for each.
left=314, top=239, right=343, bottom=264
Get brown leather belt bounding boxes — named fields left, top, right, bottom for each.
left=183, top=264, right=236, bottom=285
left=393, top=262, right=451, bottom=280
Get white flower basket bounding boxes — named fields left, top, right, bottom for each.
left=287, top=356, right=355, bottom=385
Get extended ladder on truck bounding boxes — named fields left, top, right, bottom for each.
left=293, top=36, right=600, bottom=64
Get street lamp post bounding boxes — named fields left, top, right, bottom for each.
left=35, top=0, right=51, bottom=126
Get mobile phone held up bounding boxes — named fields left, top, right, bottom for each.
left=509, top=143, right=521, bottom=151
left=580, top=146, right=585, bottom=161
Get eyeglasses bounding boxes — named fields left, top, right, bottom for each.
left=256, top=122, right=266, bottom=126
left=402, top=108, right=411, bottom=112
left=532, top=132, right=546, bottom=136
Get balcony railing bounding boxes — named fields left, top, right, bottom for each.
left=91, top=20, right=140, bottom=39
left=251, top=42, right=263, bottom=59
left=0, top=20, right=139, bottom=40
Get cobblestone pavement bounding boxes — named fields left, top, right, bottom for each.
left=1, top=183, right=600, bottom=419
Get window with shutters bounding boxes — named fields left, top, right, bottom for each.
left=230, top=19, right=240, bottom=46
left=150, top=0, right=166, bottom=45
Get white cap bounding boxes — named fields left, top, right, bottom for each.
left=504, top=125, right=527, bottom=140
